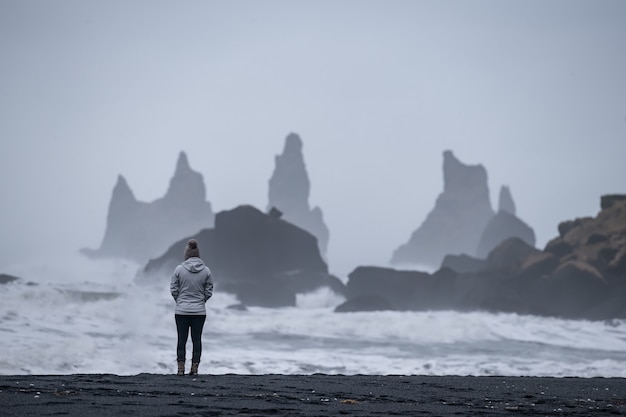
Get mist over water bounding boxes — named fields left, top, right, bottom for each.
left=2, top=0, right=626, bottom=275
left=1, top=253, right=625, bottom=377
left=1, top=1, right=626, bottom=377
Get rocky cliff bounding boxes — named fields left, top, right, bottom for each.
left=339, top=195, right=626, bottom=320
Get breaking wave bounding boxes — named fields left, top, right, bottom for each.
left=1, top=253, right=625, bottom=376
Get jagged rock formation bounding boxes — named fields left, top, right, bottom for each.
left=391, top=150, right=494, bottom=268
left=498, top=185, right=516, bottom=215
left=138, top=205, right=344, bottom=307
left=338, top=195, right=626, bottom=320
left=544, top=194, right=626, bottom=283
left=475, top=186, right=536, bottom=258
left=267, top=133, right=329, bottom=256
left=81, top=152, right=214, bottom=263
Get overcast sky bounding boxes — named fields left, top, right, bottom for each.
left=1, top=0, right=625, bottom=276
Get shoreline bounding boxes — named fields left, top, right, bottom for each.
left=1, top=374, right=624, bottom=416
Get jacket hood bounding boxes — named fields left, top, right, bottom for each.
left=181, top=257, right=206, bottom=273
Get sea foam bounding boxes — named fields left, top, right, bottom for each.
left=1, top=253, right=625, bottom=376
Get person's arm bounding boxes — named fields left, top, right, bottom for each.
left=170, top=267, right=180, bottom=301
left=204, top=269, right=214, bottom=302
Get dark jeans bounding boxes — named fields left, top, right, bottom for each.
left=175, top=314, right=206, bottom=363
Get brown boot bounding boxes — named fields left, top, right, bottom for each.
left=177, top=361, right=185, bottom=376
left=189, top=362, right=199, bottom=376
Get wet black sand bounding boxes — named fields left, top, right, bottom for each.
left=1, top=374, right=625, bottom=416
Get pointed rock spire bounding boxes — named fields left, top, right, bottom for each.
left=284, top=132, right=304, bottom=154
left=176, top=151, right=191, bottom=172
left=476, top=185, right=534, bottom=258
left=111, top=175, right=135, bottom=203
left=106, top=175, right=137, bottom=229
left=268, top=133, right=310, bottom=214
left=268, top=133, right=329, bottom=255
left=498, top=185, right=516, bottom=215
left=165, top=151, right=206, bottom=203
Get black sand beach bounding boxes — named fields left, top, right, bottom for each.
left=1, top=374, right=624, bottom=416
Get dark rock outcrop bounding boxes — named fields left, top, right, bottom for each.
left=517, top=252, right=559, bottom=280
left=345, top=195, right=626, bottom=320
left=82, top=152, right=214, bottom=263
left=520, top=193, right=626, bottom=319
left=601, top=194, right=626, bottom=210
left=0, top=274, right=19, bottom=284
left=544, top=195, right=626, bottom=282
left=344, top=266, right=431, bottom=310
left=138, top=205, right=344, bottom=307
left=528, top=260, right=609, bottom=318
left=268, top=133, right=330, bottom=256
left=483, top=237, right=540, bottom=274
left=340, top=266, right=457, bottom=311
left=391, top=150, right=495, bottom=268
left=476, top=186, right=536, bottom=259
left=440, top=254, right=486, bottom=274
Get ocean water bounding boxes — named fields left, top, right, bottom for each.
left=1, top=253, right=626, bottom=377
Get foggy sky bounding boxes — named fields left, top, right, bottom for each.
left=1, top=0, right=625, bottom=276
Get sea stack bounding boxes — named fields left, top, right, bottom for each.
left=82, top=152, right=214, bottom=263
left=391, top=150, right=494, bottom=268
left=475, top=186, right=536, bottom=258
left=267, top=133, right=329, bottom=255
left=138, top=205, right=343, bottom=307
left=498, top=185, right=516, bottom=215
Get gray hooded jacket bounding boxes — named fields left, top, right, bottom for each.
left=170, top=257, right=214, bottom=315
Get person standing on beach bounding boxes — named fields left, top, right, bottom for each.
left=170, top=239, right=214, bottom=376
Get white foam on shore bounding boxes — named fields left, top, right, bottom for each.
left=1, top=254, right=625, bottom=376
